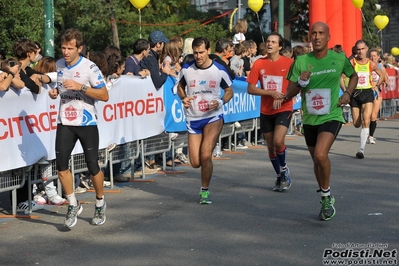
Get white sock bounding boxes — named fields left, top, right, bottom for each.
left=96, top=195, right=104, bottom=207
left=320, top=187, right=331, bottom=197
left=360, top=128, right=369, bottom=150
left=66, top=193, right=77, bottom=206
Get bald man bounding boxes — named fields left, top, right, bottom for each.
left=285, top=22, right=358, bottom=221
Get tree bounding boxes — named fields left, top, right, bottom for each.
left=0, top=0, right=44, bottom=57
left=0, top=0, right=231, bottom=58
left=361, top=0, right=390, bottom=49
left=244, top=7, right=269, bottom=44
left=289, top=0, right=309, bottom=42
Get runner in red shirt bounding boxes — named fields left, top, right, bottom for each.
left=247, top=32, right=293, bottom=192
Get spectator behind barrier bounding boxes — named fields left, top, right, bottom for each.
left=0, top=57, right=24, bottom=91
left=160, top=41, right=182, bottom=78
left=123, top=38, right=151, bottom=78
left=12, top=38, right=51, bottom=94
left=140, top=30, right=171, bottom=89
left=229, top=43, right=247, bottom=77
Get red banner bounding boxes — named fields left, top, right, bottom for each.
left=382, top=68, right=399, bottom=100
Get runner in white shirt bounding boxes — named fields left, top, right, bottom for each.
left=48, top=29, right=109, bottom=228
left=176, top=37, right=233, bottom=204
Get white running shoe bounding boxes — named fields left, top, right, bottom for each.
left=368, top=136, right=376, bottom=144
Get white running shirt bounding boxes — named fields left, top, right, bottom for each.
left=56, top=56, right=106, bottom=126
left=177, top=60, right=232, bottom=121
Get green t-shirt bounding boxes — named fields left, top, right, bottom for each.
left=287, top=50, right=355, bottom=125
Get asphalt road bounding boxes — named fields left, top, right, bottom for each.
left=0, top=118, right=398, bottom=266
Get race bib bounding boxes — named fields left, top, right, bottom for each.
left=60, top=100, right=83, bottom=126
left=193, top=95, right=212, bottom=112
left=262, top=75, right=283, bottom=92
left=305, top=89, right=331, bottom=115
left=357, top=72, right=370, bottom=87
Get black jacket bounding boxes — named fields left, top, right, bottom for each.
left=140, top=49, right=168, bottom=89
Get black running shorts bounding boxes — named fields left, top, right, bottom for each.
left=350, top=89, right=374, bottom=108
left=303, top=121, right=342, bottom=147
left=260, top=111, right=292, bottom=133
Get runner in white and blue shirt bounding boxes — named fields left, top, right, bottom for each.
left=56, top=55, right=106, bottom=126
left=176, top=37, right=233, bottom=205
left=48, top=29, right=109, bottom=228
left=177, top=56, right=232, bottom=124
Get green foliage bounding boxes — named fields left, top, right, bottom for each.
left=361, top=0, right=390, bottom=49
left=0, top=0, right=44, bottom=56
left=0, top=0, right=230, bottom=58
left=244, top=8, right=269, bottom=44
left=289, top=0, right=309, bottom=42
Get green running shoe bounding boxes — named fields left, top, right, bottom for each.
left=319, top=195, right=336, bottom=221
left=199, top=190, right=212, bottom=204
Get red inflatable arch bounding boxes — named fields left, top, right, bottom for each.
left=309, top=0, right=362, bottom=57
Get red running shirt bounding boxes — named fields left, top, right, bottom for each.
left=247, top=56, right=293, bottom=115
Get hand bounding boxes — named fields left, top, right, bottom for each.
left=30, top=74, right=42, bottom=86
left=299, top=71, right=311, bottom=81
left=209, top=99, right=221, bottom=111
left=181, top=96, right=193, bottom=109
left=161, top=64, right=171, bottom=75
left=0, top=72, right=7, bottom=81
left=139, top=69, right=150, bottom=78
left=62, top=79, right=80, bottom=91
left=49, top=88, right=59, bottom=99
left=272, top=91, right=285, bottom=100
left=337, top=92, right=350, bottom=106
left=9, top=65, right=19, bottom=76
left=273, top=99, right=283, bottom=110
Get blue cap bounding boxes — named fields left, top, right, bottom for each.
left=149, top=30, right=169, bottom=44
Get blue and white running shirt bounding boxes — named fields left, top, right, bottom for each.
left=177, top=60, right=232, bottom=121
left=56, top=56, right=106, bottom=126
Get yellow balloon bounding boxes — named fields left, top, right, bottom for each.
left=351, top=0, right=364, bottom=9
left=391, top=47, right=399, bottom=56
left=374, top=15, right=389, bottom=30
left=248, top=0, right=263, bottom=13
left=129, top=0, right=150, bottom=10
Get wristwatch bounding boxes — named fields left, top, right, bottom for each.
left=81, top=84, right=88, bottom=93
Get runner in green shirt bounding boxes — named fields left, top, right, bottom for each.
left=285, top=22, right=358, bottom=221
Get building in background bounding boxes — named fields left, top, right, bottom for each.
left=378, top=0, right=399, bottom=54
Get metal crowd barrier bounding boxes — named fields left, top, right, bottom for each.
left=108, top=141, right=140, bottom=187
left=24, top=162, right=60, bottom=215
left=233, top=119, right=256, bottom=148
left=0, top=169, right=26, bottom=215
left=170, top=132, right=189, bottom=170
left=218, top=123, right=235, bottom=151
left=381, top=99, right=398, bottom=119
left=139, top=132, right=171, bottom=179
left=70, top=148, right=108, bottom=176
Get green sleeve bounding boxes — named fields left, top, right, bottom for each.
left=287, top=58, right=301, bottom=83
left=342, top=56, right=355, bottom=77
